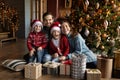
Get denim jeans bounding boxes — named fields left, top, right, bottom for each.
left=29, top=49, right=44, bottom=63
left=43, top=53, right=60, bottom=63
left=42, top=53, right=51, bottom=63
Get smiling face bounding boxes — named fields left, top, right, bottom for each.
left=34, top=25, right=42, bottom=33
left=61, top=22, right=71, bottom=35
left=52, top=30, right=61, bottom=40
left=43, top=15, right=54, bottom=27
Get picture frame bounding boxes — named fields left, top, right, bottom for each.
left=65, top=0, right=72, bottom=8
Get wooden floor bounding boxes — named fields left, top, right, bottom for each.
left=0, top=38, right=120, bottom=80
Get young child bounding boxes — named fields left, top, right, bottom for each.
left=27, top=20, right=47, bottom=63
left=47, top=22, right=70, bottom=62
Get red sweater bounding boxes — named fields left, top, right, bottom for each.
left=48, top=35, right=70, bottom=56
left=27, top=32, right=47, bottom=51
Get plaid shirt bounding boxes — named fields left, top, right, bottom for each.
left=27, top=32, right=47, bottom=51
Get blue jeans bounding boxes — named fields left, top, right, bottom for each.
left=29, top=49, right=44, bottom=63
left=43, top=53, right=60, bottom=63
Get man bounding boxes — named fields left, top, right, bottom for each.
left=42, top=12, right=54, bottom=39
left=42, top=12, right=55, bottom=63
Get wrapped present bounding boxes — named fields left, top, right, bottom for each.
left=42, top=61, right=60, bottom=75
left=71, top=54, right=86, bottom=80
left=59, top=63, right=71, bottom=76
left=43, top=61, right=61, bottom=68
left=47, top=67, right=59, bottom=75
left=24, top=63, right=42, bottom=79
left=42, top=67, right=48, bottom=75
left=113, top=50, right=120, bottom=70
left=86, top=69, right=101, bottom=80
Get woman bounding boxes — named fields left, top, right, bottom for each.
left=61, top=20, right=97, bottom=68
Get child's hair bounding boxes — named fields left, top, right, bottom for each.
left=43, top=12, right=54, bottom=20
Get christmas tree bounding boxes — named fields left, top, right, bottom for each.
left=68, top=0, right=120, bottom=57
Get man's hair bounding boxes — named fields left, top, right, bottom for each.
left=43, top=12, right=54, bottom=20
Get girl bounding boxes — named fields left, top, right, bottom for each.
left=27, top=20, right=47, bottom=63
left=46, top=22, right=70, bottom=62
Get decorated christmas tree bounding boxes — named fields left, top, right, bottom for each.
left=68, top=0, right=120, bottom=57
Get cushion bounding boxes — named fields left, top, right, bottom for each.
left=2, top=59, right=27, bottom=71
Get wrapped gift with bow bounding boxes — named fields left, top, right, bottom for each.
left=24, top=63, right=42, bottom=79
left=59, top=60, right=72, bottom=76
left=86, top=69, right=101, bottom=80
left=42, top=61, right=61, bottom=75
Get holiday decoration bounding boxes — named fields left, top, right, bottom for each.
left=68, top=0, right=120, bottom=57
left=0, top=1, right=19, bottom=34
left=0, top=1, right=19, bottom=46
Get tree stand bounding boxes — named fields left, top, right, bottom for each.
left=97, top=56, right=113, bottom=79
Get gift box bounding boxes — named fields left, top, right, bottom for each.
left=59, top=63, right=71, bottom=76
left=42, top=67, right=48, bottom=75
left=42, top=61, right=60, bottom=75
left=43, top=61, right=61, bottom=68
left=113, top=50, right=120, bottom=70
left=24, top=63, right=42, bottom=79
left=47, top=67, right=59, bottom=75
left=71, top=54, right=86, bottom=80
left=86, top=69, right=101, bottom=80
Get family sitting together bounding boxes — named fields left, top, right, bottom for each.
left=26, top=12, right=97, bottom=69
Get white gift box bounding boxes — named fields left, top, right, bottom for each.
left=86, top=69, right=101, bottom=80
left=59, top=63, right=71, bottom=76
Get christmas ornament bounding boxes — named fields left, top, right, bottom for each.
left=84, top=27, right=90, bottom=37
left=109, top=38, right=115, bottom=47
left=83, top=0, right=89, bottom=12
left=103, top=20, right=108, bottom=31
left=86, top=14, right=90, bottom=20
left=102, top=33, right=108, bottom=38
left=100, top=45, right=105, bottom=50
left=96, top=2, right=100, bottom=10
left=116, top=25, right=120, bottom=39
left=104, top=0, right=109, bottom=5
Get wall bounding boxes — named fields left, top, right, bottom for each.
left=47, top=0, right=65, bottom=18
left=25, top=0, right=31, bottom=38
left=1, top=0, right=66, bottom=38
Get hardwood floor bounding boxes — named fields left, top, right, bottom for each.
left=0, top=38, right=119, bottom=80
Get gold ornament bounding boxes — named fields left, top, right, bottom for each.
left=86, top=14, right=90, bottom=20
left=110, top=0, right=115, bottom=4
left=102, top=33, right=108, bottom=38
left=100, top=45, right=105, bottom=50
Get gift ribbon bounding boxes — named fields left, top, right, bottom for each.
left=65, top=64, right=67, bottom=75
